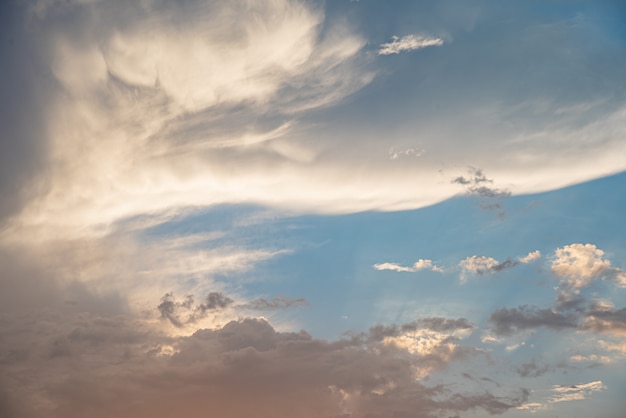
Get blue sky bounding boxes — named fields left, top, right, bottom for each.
left=1, top=1, right=625, bottom=417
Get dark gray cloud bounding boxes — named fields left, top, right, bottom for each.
left=157, top=292, right=234, bottom=328
left=452, top=168, right=511, bottom=199
left=516, top=360, right=552, bottom=378
left=489, top=305, right=578, bottom=336
left=366, top=317, right=474, bottom=342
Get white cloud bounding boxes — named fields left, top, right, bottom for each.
left=549, top=381, right=606, bottom=403
left=459, top=255, right=500, bottom=278
left=388, top=147, right=424, bottom=160
left=520, top=250, right=541, bottom=263
left=551, top=243, right=626, bottom=290
left=378, top=34, right=444, bottom=55
left=373, top=259, right=443, bottom=273
left=516, top=402, right=547, bottom=413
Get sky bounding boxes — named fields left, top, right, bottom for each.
left=1, top=0, right=626, bottom=417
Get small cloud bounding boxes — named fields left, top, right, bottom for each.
left=378, top=34, right=444, bottom=55
left=569, top=354, right=612, bottom=363
left=388, top=147, right=424, bottom=160
left=549, top=381, right=606, bottom=403
left=516, top=402, right=547, bottom=413
left=516, top=361, right=551, bottom=378
left=480, top=334, right=501, bottom=344
left=373, top=259, right=443, bottom=273
left=459, top=250, right=541, bottom=280
left=520, top=250, right=541, bottom=264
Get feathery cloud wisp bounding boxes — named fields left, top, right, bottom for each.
left=378, top=35, right=444, bottom=55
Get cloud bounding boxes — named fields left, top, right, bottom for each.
left=378, top=34, right=444, bottom=55
left=581, top=307, right=626, bottom=337
left=388, top=147, right=424, bottom=160
left=549, top=381, right=606, bottom=403
left=488, top=305, right=578, bottom=336
left=516, top=361, right=552, bottom=378
left=373, top=259, right=443, bottom=273
left=157, top=292, right=235, bottom=328
left=552, top=243, right=626, bottom=290
left=0, top=310, right=526, bottom=418
left=459, top=251, right=540, bottom=280
left=452, top=168, right=511, bottom=199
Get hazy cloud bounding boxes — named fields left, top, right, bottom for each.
left=244, top=296, right=308, bottom=310
left=489, top=306, right=578, bottom=336
left=378, top=34, right=444, bottom=55
left=549, top=381, right=606, bottom=403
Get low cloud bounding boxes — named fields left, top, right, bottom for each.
left=0, top=311, right=527, bottom=418
left=378, top=34, right=444, bottom=55
left=488, top=305, right=578, bottom=336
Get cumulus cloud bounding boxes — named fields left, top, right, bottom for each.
left=378, top=34, right=444, bottom=55
left=552, top=243, right=626, bottom=291
left=0, top=310, right=526, bottom=418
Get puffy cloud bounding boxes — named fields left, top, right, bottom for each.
left=378, top=34, right=444, bottom=55
left=0, top=311, right=525, bottom=418
left=551, top=243, right=626, bottom=289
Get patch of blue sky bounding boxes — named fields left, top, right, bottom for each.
left=139, top=171, right=626, bottom=339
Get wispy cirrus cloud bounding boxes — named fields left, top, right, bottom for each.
left=549, top=381, right=607, bottom=403
left=378, top=34, right=444, bottom=55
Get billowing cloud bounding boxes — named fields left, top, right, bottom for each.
left=552, top=243, right=626, bottom=290
left=378, top=34, right=444, bottom=55
left=0, top=310, right=527, bottom=418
